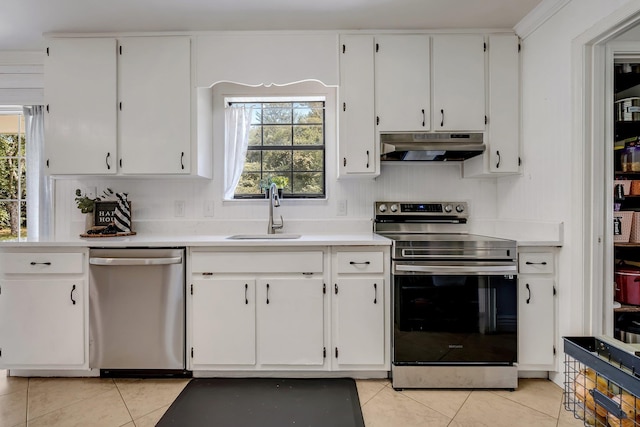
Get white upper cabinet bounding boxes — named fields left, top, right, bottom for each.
left=432, top=34, right=486, bottom=132
left=338, top=35, right=377, bottom=177
left=463, top=34, right=521, bottom=177
left=374, top=35, right=430, bottom=132
left=44, top=38, right=117, bottom=175
left=43, top=36, right=206, bottom=176
left=118, top=36, right=191, bottom=174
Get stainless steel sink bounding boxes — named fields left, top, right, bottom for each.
left=226, top=234, right=302, bottom=240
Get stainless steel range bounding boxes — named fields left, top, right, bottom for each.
left=374, top=201, right=518, bottom=389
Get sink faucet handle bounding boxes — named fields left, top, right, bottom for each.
left=272, top=215, right=284, bottom=230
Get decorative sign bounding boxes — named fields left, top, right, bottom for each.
left=94, top=201, right=131, bottom=226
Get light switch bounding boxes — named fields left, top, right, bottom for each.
left=174, top=200, right=185, bottom=217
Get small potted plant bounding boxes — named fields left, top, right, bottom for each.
left=260, top=176, right=289, bottom=198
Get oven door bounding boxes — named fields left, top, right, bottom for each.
left=392, top=261, right=517, bottom=366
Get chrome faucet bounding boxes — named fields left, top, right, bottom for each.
left=267, top=182, right=284, bottom=234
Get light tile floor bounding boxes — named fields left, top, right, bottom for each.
left=0, top=373, right=584, bottom=427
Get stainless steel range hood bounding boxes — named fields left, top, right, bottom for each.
left=380, top=132, right=485, bottom=161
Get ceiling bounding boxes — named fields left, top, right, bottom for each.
left=1, top=0, right=543, bottom=51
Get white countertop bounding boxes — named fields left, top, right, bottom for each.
left=0, top=232, right=392, bottom=248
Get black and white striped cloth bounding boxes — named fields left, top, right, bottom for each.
left=113, top=192, right=131, bottom=233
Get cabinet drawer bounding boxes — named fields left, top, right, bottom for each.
left=0, top=253, right=85, bottom=274
left=335, top=251, right=384, bottom=274
left=191, top=251, right=323, bottom=274
left=518, top=252, right=554, bottom=274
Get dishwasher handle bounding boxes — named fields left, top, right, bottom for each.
left=89, top=256, right=182, bottom=266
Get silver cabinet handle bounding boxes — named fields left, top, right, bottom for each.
left=89, top=257, right=182, bottom=266
left=30, top=261, right=51, bottom=266
left=70, top=284, right=77, bottom=305
left=526, top=283, right=531, bottom=304
left=394, top=264, right=517, bottom=274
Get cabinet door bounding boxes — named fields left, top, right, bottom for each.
left=432, top=35, right=485, bottom=131
left=0, top=280, right=85, bottom=368
left=487, top=34, right=520, bottom=173
left=118, top=36, right=191, bottom=174
left=339, top=35, right=377, bottom=176
left=334, top=278, right=384, bottom=366
left=375, top=35, right=430, bottom=132
left=518, top=277, right=555, bottom=366
left=44, top=38, right=117, bottom=175
left=191, top=279, right=255, bottom=366
left=257, top=278, right=325, bottom=366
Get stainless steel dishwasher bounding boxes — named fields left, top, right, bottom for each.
left=89, top=248, right=188, bottom=377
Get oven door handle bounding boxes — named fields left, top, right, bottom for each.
left=394, top=264, right=517, bottom=274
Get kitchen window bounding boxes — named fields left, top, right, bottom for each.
left=226, top=97, right=326, bottom=199
left=0, top=109, right=26, bottom=240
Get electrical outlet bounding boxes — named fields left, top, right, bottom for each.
left=337, top=199, right=347, bottom=216
left=174, top=200, right=185, bottom=217
left=204, top=200, right=214, bottom=217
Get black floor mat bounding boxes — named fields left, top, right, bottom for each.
left=155, top=377, right=365, bottom=427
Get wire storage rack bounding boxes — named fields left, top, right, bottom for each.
left=564, top=337, right=640, bottom=426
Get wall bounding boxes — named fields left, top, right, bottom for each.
left=53, top=34, right=500, bottom=239
left=498, top=0, right=632, bottom=375
left=0, top=51, right=43, bottom=105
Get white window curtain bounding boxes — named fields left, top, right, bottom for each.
left=23, top=105, right=52, bottom=240
left=224, top=105, right=253, bottom=199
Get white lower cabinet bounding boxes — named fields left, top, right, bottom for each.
left=331, top=248, right=390, bottom=370
left=0, top=249, right=88, bottom=370
left=188, top=246, right=390, bottom=373
left=257, top=278, right=325, bottom=366
left=517, top=248, right=557, bottom=371
left=189, top=249, right=328, bottom=371
left=333, top=278, right=385, bottom=366
left=191, top=278, right=256, bottom=366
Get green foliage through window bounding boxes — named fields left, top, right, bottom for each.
left=232, top=100, right=325, bottom=199
left=0, top=113, right=27, bottom=240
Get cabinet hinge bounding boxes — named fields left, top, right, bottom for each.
left=334, top=283, right=338, bottom=294
left=342, top=44, right=346, bottom=54
left=46, top=47, right=49, bottom=56
left=323, top=283, right=326, bottom=294
left=553, top=286, right=557, bottom=296
left=191, top=347, right=194, bottom=358
left=376, top=116, right=380, bottom=126
left=323, top=347, right=326, bottom=358
left=484, top=42, right=487, bottom=52
left=190, top=284, right=193, bottom=295
left=376, top=43, right=379, bottom=53
left=335, top=347, right=339, bottom=358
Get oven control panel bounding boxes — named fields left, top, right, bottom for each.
left=375, top=201, right=468, bottom=217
